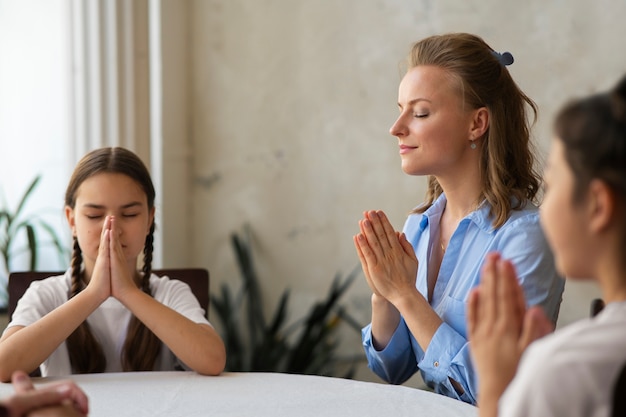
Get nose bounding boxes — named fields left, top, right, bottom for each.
left=389, top=114, right=408, bottom=137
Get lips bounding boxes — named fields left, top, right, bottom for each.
left=399, top=144, right=417, bottom=154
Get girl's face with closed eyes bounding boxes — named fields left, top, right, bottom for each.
left=389, top=65, right=482, bottom=178
left=65, top=172, right=154, bottom=272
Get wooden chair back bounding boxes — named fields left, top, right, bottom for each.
left=7, top=268, right=210, bottom=320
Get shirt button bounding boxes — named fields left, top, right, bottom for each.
left=434, top=361, right=439, bottom=367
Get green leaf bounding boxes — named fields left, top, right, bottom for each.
left=210, top=225, right=366, bottom=377
left=13, top=176, right=41, bottom=220
left=0, top=175, right=69, bottom=308
left=26, top=224, right=37, bottom=270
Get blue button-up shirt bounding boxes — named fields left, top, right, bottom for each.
left=362, top=194, right=564, bottom=404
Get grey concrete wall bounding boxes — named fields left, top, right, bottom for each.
left=1, top=0, right=623, bottom=387
left=183, top=0, right=622, bottom=384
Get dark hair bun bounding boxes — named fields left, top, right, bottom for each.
left=611, top=74, right=626, bottom=123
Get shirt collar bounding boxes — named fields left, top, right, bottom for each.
left=418, top=193, right=495, bottom=233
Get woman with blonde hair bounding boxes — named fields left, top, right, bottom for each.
left=354, top=33, right=564, bottom=404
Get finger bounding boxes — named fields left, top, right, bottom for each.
left=102, top=215, right=111, bottom=234
left=98, top=216, right=110, bottom=255
left=96, top=228, right=111, bottom=284
left=110, top=220, right=129, bottom=276
left=8, top=392, right=62, bottom=415
left=519, top=306, right=553, bottom=350
left=466, top=287, right=480, bottom=341
left=109, top=216, right=122, bottom=253
left=509, top=261, right=528, bottom=327
left=360, top=217, right=385, bottom=258
left=354, top=235, right=380, bottom=295
left=357, top=220, right=378, bottom=261
left=11, top=370, right=34, bottom=393
left=480, top=252, right=500, bottom=325
left=97, top=218, right=112, bottom=269
left=398, top=233, right=417, bottom=261
left=54, top=382, right=90, bottom=415
left=496, top=259, right=524, bottom=333
left=358, top=218, right=368, bottom=237
left=103, top=229, right=111, bottom=262
left=376, top=211, right=402, bottom=250
left=365, top=210, right=393, bottom=251
left=353, top=234, right=369, bottom=271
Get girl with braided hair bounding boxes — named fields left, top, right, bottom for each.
left=0, top=147, right=225, bottom=379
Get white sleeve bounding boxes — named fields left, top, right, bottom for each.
left=5, top=275, right=68, bottom=330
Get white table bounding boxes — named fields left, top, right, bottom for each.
left=0, top=371, right=477, bottom=417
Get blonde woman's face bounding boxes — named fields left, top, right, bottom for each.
left=389, top=65, right=478, bottom=177
left=65, top=172, right=154, bottom=272
left=541, top=139, right=593, bottom=279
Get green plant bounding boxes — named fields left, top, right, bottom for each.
left=211, top=226, right=365, bottom=377
left=0, top=175, right=68, bottom=306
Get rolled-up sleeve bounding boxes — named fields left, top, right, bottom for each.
left=419, top=322, right=476, bottom=403
left=361, top=318, right=418, bottom=385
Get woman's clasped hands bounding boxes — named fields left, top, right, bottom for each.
left=353, top=210, right=419, bottom=305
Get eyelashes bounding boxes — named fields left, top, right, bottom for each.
left=85, top=214, right=139, bottom=220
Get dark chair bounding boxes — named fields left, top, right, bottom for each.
left=590, top=298, right=605, bottom=318
left=7, top=268, right=210, bottom=321
left=591, top=298, right=626, bottom=417
left=613, top=362, right=626, bottom=417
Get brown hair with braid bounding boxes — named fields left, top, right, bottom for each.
left=406, top=33, right=541, bottom=227
left=64, top=147, right=160, bottom=373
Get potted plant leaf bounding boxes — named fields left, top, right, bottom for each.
left=211, top=225, right=366, bottom=377
left=0, top=175, right=68, bottom=310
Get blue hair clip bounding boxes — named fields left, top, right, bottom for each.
left=492, top=51, right=514, bottom=66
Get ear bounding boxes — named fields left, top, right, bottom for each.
left=65, top=206, right=76, bottom=236
left=469, top=107, right=489, bottom=140
left=587, top=179, right=616, bottom=234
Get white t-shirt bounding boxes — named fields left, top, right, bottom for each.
left=6, top=271, right=212, bottom=376
left=499, top=301, right=626, bottom=417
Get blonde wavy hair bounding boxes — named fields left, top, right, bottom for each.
left=407, top=33, right=541, bottom=228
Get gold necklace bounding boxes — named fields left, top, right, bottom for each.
left=439, top=225, right=448, bottom=254
left=439, top=224, right=447, bottom=253
left=439, top=200, right=482, bottom=254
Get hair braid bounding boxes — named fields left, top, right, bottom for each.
left=65, top=237, right=107, bottom=373
left=121, top=222, right=161, bottom=371
left=141, top=222, right=155, bottom=286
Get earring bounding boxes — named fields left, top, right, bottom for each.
left=470, top=141, right=477, bottom=149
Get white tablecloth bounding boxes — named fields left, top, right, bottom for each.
left=0, top=371, right=477, bottom=417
